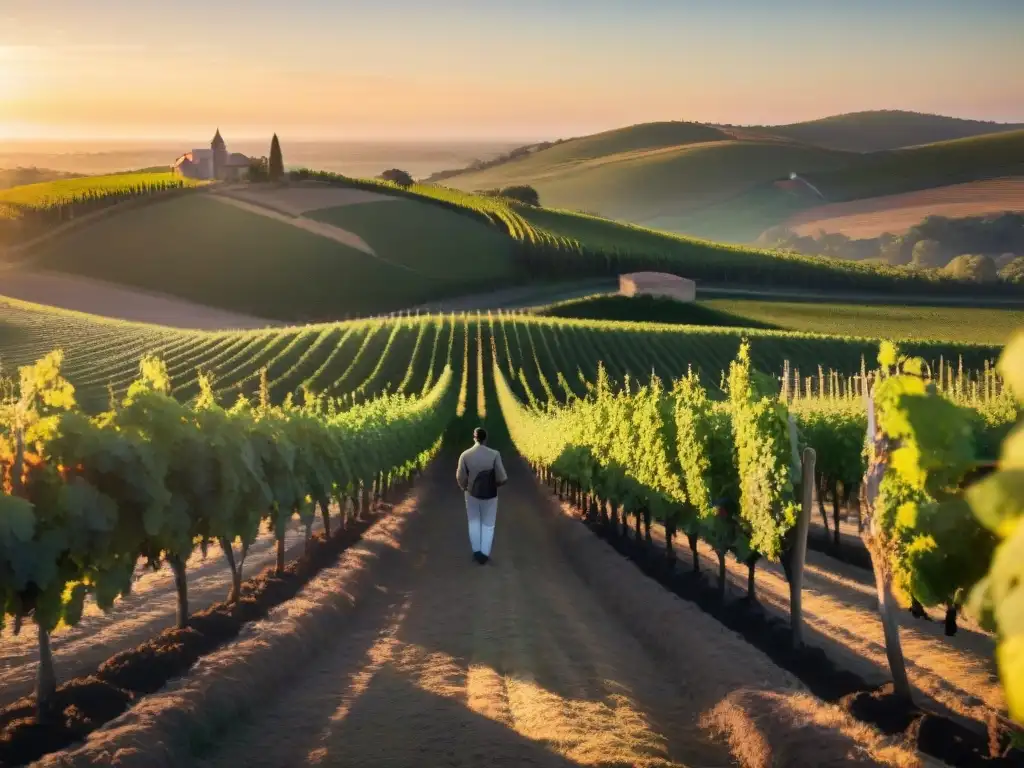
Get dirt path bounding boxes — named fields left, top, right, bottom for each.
left=0, top=509, right=344, bottom=709
left=187, top=461, right=915, bottom=768
left=210, top=195, right=378, bottom=256
left=0, top=269, right=275, bottom=330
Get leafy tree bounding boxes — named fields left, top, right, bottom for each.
left=500, top=185, right=541, bottom=206
left=942, top=253, right=999, bottom=283
left=911, top=239, right=946, bottom=269
left=379, top=169, right=414, bottom=188
left=248, top=156, right=269, bottom=182
left=999, top=256, right=1024, bottom=284
left=269, top=134, right=284, bottom=181
left=879, top=236, right=911, bottom=266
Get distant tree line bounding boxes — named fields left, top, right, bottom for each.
left=760, top=213, right=1024, bottom=284
left=479, top=185, right=541, bottom=207
left=0, top=167, right=82, bottom=191
left=424, top=140, right=568, bottom=183
left=247, top=135, right=285, bottom=182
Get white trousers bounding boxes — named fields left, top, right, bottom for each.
left=466, top=494, right=498, bottom=556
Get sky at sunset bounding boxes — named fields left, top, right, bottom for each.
left=1, top=0, right=1022, bottom=143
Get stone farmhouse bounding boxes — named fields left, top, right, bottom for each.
left=173, top=129, right=251, bottom=181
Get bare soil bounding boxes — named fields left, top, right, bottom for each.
left=183, top=460, right=915, bottom=768
left=785, top=177, right=1024, bottom=238
left=679, top=526, right=1003, bottom=722
left=0, top=511, right=341, bottom=711
left=555, top=489, right=1019, bottom=765
left=0, top=269, right=274, bottom=330
left=0, top=503, right=372, bottom=767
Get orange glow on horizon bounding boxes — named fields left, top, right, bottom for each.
left=0, top=18, right=1021, bottom=144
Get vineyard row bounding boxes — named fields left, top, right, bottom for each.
left=495, top=334, right=1024, bottom=727
left=1, top=352, right=456, bottom=720
left=0, top=303, right=1005, bottom=413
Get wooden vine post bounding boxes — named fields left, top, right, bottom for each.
left=863, top=383, right=913, bottom=701
left=789, top=446, right=816, bottom=649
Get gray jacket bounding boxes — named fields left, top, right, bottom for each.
left=456, top=443, right=508, bottom=496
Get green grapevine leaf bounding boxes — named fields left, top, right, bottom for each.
left=998, top=333, right=1024, bottom=402
left=967, top=469, right=1024, bottom=539
left=62, top=582, right=87, bottom=626
left=0, top=495, right=35, bottom=546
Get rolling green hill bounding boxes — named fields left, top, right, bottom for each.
left=736, top=110, right=1024, bottom=153
left=304, top=197, right=518, bottom=284
left=263, top=173, right=1024, bottom=298
left=26, top=193, right=519, bottom=322
left=14, top=169, right=1022, bottom=330
left=459, top=121, right=730, bottom=180
left=442, top=138, right=851, bottom=227
left=436, top=116, right=1024, bottom=243
left=803, top=129, right=1024, bottom=202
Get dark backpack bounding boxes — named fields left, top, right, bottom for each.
left=467, top=455, right=499, bottom=500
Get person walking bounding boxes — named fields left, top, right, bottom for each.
left=456, top=427, right=508, bottom=564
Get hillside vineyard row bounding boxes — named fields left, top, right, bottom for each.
left=0, top=352, right=456, bottom=719
left=0, top=301, right=1006, bottom=413
left=496, top=336, right=1024, bottom=725
left=0, top=174, right=202, bottom=246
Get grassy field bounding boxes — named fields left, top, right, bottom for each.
left=529, top=293, right=1024, bottom=346
left=804, top=130, right=1024, bottom=202
left=0, top=171, right=201, bottom=207
left=784, top=176, right=1024, bottom=238
left=449, top=121, right=731, bottom=181
left=435, top=120, right=1024, bottom=243
left=443, top=138, right=851, bottom=228
left=638, top=183, right=813, bottom=243
left=702, top=298, right=1024, bottom=345
left=737, top=110, right=1024, bottom=153
left=26, top=194, right=521, bottom=322
left=305, top=198, right=519, bottom=281
left=0, top=294, right=1003, bottom=413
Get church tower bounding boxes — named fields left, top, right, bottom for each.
left=211, top=128, right=227, bottom=180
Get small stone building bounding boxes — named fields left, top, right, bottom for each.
left=618, top=272, right=696, bottom=302
left=173, top=129, right=251, bottom=181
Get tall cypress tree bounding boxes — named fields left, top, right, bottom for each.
left=269, top=134, right=284, bottom=181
